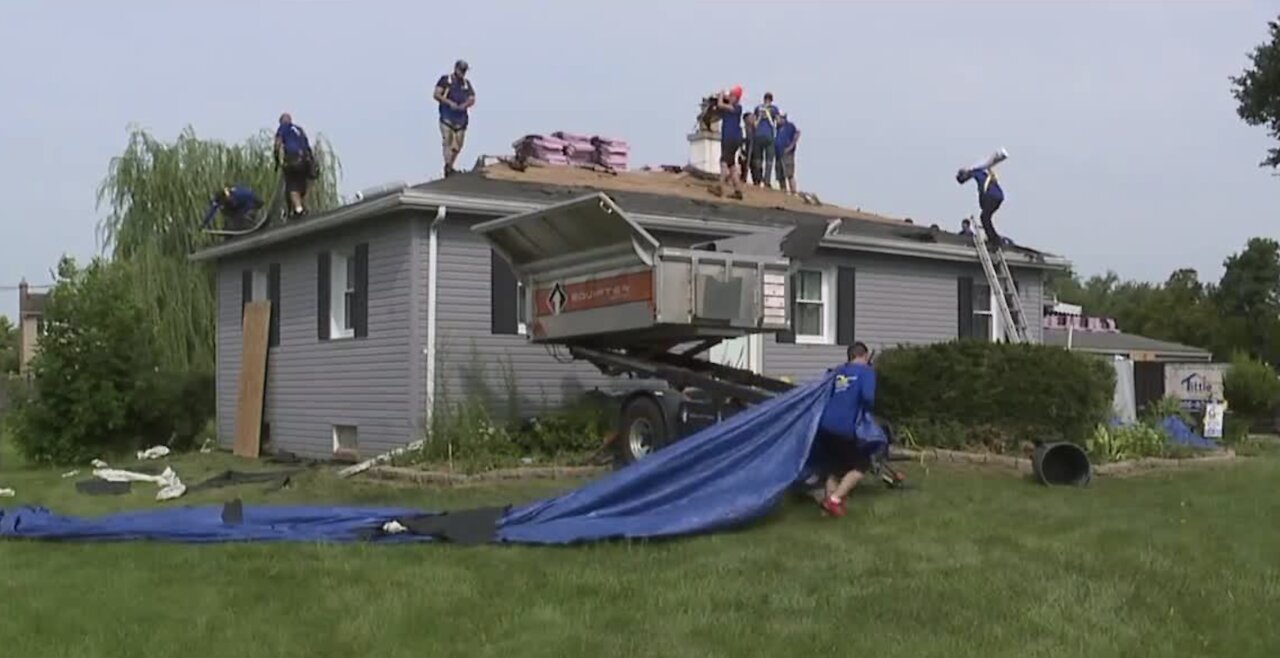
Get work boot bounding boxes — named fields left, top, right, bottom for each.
left=820, top=496, right=846, bottom=517
left=729, top=189, right=744, bottom=201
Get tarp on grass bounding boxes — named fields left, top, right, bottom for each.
left=0, top=373, right=837, bottom=545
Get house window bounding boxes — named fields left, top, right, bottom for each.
left=330, top=249, right=356, bottom=340
left=251, top=269, right=268, bottom=301
left=794, top=269, right=830, bottom=343
left=332, top=424, right=358, bottom=457
left=972, top=282, right=994, bottom=342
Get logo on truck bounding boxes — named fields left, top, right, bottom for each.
left=536, top=271, right=653, bottom=317
left=547, top=282, right=568, bottom=315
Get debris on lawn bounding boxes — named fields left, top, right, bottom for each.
left=61, top=470, right=80, bottom=479
left=91, top=459, right=109, bottom=469
left=187, top=469, right=300, bottom=494
left=92, top=467, right=186, bottom=501
left=0, top=488, right=14, bottom=498
left=136, top=446, right=171, bottom=461
left=199, top=438, right=216, bottom=454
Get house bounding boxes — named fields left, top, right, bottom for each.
left=1041, top=302, right=1212, bottom=363
left=190, top=154, right=1070, bottom=460
left=17, top=279, right=47, bottom=376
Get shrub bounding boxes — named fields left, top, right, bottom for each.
left=7, top=257, right=215, bottom=465
left=1086, top=423, right=1168, bottom=463
left=1223, top=352, right=1280, bottom=420
left=876, top=341, right=1115, bottom=451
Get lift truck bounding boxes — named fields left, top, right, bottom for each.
left=473, top=192, right=905, bottom=488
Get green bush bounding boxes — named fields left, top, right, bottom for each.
left=1086, top=423, right=1168, bottom=463
left=876, top=341, right=1115, bottom=451
left=7, top=257, right=215, bottom=465
left=1223, top=352, right=1280, bottom=420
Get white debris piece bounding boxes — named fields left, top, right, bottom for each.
left=91, top=459, right=109, bottom=469
left=136, top=446, right=171, bottom=461
left=93, top=467, right=187, bottom=501
left=199, top=438, right=215, bottom=454
left=61, top=470, right=80, bottom=479
left=0, top=488, right=14, bottom=498
left=381, top=521, right=408, bottom=535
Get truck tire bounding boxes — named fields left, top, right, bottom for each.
left=614, top=395, right=669, bottom=468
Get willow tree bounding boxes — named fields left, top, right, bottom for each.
left=97, top=126, right=341, bottom=373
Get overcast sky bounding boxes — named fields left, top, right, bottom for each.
left=2, top=1, right=1277, bottom=319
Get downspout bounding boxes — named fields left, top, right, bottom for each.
left=425, top=205, right=447, bottom=429
left=337, top=205, right=447, bottom=479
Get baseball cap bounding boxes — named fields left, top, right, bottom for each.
left=455, top=59, right=469, bottom=71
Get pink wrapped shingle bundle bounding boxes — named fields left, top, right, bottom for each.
left=592, top=136, right=630, bottom=171
left=512, top=134, right=570, bottom=165
left=551, top=131, right=597, bottom=166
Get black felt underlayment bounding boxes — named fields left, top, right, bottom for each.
left=188, top=469, right=302, bottom=494
left=395, top=506, right=511, bottom=545
left=75, top=480, right=133, bottom=496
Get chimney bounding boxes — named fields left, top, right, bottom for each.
left=17, top=278, right=27, bottom=312
left=688, top=99, right=722, bottom=175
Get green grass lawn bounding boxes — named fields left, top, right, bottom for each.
left=2, top=440, right=1280, bottom=658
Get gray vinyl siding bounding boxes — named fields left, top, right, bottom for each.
left=763, top=252, right=1047, bottom=381
left=215, top=214, right=419, bottom=459
left=427, top=216, right=624, bottom=419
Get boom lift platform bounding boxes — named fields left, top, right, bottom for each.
left=473, top=192, right=905, bottom=487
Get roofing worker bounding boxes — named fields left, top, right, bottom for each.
left=959, top=218, right=974, bottom=236
left=713, top=85, right=746, bottom=200
left=956, top=148, right=1009, bottom=247
left=812, top=342, right=882, bottom=518
left=274, top=113, right=316, bottom=219
left=750, top=92, right=781, bottom=187
left=773, top=113, right=800, bottom=193
left=434, top=59, right=476, bottom=178
left=201, top=185, right=264, bottom=231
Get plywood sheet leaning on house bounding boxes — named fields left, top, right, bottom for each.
left=234, top=301, right=271, bottom=458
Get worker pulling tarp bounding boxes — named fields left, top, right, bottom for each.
left=0, top=374, right=840, bottom=545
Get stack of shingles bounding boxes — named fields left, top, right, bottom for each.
left=511, top=132, right=630, bottom=170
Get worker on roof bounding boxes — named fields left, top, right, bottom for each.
left=434, top=59, right=476, bottom=178
left=809, top=341, right=884, bottom=518
left=201, top=185, right=264, bottom=231
left=750, top=92, right=781, bottom=188
left=955, top=149, right=1008, bottom=248
left=774, top=113, right=800, bottom=194
left=712, top=86, right=746, bottom=201
left=275, top=113, right=316, bottom=219
left=959, top=218, right=974, bottom=236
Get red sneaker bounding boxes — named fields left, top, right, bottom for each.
left=820, top=496, right=847, bottom=517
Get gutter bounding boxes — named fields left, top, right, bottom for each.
left=190, top=188, right=1071, bottom=271
left=425, top=205, right=446, bottom=434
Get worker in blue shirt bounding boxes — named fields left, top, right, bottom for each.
left=713, top=85, right=746, bottom=201
left=750, top=92, right=781, bottom=187
left=274, top=113, right=315, bottom=219
left=202, top=185, right=263, bottom=231
left=773, top=113, right=800, bottom=193
left=811, top=341, right=879, bottom=517
left=434, top=59, right=476, bottom=178
left=956, top=149, right=1008, bottom=247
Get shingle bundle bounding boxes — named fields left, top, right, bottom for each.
left=511, top=132, right=630, bottom=171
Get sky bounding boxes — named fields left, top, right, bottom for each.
left=1, top=1, right=1278, bottom=319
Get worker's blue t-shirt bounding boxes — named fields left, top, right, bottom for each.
left=437, top=74, right=475, bottom=129
left=971, top=168, right=1004, bottom=202
left=227, top=186, right=258, bottom=209
left=719, top=103, right=744, bottom=143
left=276, top=123, right=310, bottom=156
left=753, top=103, right=780, bottom=141
left=774, top=122, right=797, bottom=153
left=818, top=362, right=877, bottom=441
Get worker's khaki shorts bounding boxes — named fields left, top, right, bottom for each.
left=440, top=122, right=466, bottom=160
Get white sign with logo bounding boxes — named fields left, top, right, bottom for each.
left=1203, top=401, right=1226, bottom=439
left=1164, top=363, right=1227, bottom=412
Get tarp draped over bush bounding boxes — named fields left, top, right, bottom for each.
left=875, top=341, right=1115, bottom=451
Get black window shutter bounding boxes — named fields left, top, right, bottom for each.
left=317, top=252, right=331, bottom=340
left=240, top=269, right=252, bottom=324
left=957, top=277, right=974, bottom=339
left=490, top=249, right=519, bottom=335
left=776, top=273, right=797, bottom=344
left=267, top=263, right=281, bottom=347
left=836, top=267, right=856, bottom=346
left=353, top=243, right=369, bottom=339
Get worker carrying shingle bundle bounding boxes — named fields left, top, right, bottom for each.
left=710, top=85, right=747, bottom=201
left=955, top=148, right=1009, bottom=248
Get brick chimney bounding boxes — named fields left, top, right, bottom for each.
left=688, top=99, right=722, bottom=175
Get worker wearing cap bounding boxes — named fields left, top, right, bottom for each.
left=434, top=59, right=476, bottom=178
left=714, top=86, right=746, bottom=200
left=773, top=113, right=800, bottom=193
left=202, top=185, right=264, bottom=231
left=811, top=342, right=880, bottom=518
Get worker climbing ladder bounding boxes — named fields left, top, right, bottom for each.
left=971, top=223, right=1030, bottom=343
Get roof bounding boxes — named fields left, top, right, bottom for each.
left=190, top=163, right=1069, bottom=270
left=1043, top=328, right=1212, bottom=361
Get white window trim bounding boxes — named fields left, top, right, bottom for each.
left=973, top=282, right=1001, bottom=342
left=516, top=280, right=529, bottom=336
left=794, top=267, right=834, bottom=345
left=329, top=249, right=356, bottom=340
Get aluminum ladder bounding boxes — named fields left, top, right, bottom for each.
left=971, top=222, right=1030, bottom=343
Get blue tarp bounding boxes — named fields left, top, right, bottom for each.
left=1160, top=416, right=1218, bottom=449
left=1, top=373, right=838, bottom=545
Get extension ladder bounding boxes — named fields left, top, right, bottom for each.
left=971, top=222, right=1030, bottom=343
